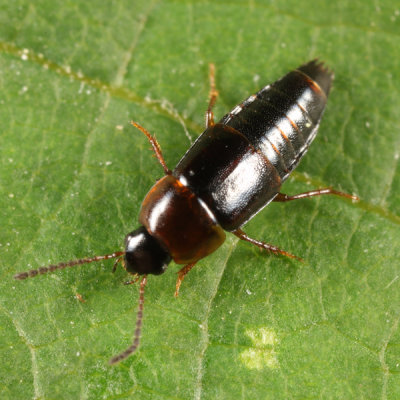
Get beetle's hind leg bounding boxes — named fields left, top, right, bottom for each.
left=233, top=229, right=303, bottom=262
left=273, top=189, right=359, bottom=202
left=174, top=262, right=197, bottom=297
left=205, top=63, right=219, bottom=128
left=130, top=121, right=171, bottom=175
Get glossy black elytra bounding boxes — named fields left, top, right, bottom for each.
left=14, top=60, right=359, bottom=364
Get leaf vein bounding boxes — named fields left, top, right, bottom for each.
left=194, top=239, right=238, bottom=400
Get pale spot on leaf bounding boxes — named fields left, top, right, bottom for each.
left=240, top=327, right=279, bottom=370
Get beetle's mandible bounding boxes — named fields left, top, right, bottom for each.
left=14, top=60, right=359, bottom=364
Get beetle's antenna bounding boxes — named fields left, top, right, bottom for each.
left=13, top=251, right=126, bottom=280
left=109, top=275, right=148, bottom=365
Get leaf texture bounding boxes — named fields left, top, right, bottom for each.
left=0, top=1, right=399, bottom=399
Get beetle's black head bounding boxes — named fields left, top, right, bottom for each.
left=124, top=226, right=171, bottom=275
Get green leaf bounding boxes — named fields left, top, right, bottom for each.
left=1, top=1, right=399, bottom=399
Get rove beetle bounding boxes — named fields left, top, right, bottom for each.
left=14, top=60, right=359, bottom=364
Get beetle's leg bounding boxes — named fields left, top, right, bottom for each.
left=205, top=63, right=219, bottom=128
left=124, top=274, right=140, bottom=285
left=130, top=121, right=171, bottom=175
left=233, top=229, right=303, bottom=262
left=174, top=262, right=197, bottom=297
left=273, top=189, right=359, bottom=202
left=112, top=255, right=125, bottom=273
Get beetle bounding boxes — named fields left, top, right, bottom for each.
left=14, top=60, right=358, bottom=364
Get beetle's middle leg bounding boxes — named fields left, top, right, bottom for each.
left=130, top=121, right=171, bottom=175
left=205, top=63, right=219, bottom=128
left=233, top=229, right=303, bottom=262
left=273, top=189, right=359, bottom=202
left=174, top=262, right=197, bottom=297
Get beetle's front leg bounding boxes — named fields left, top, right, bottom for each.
left=175, top=262, right=197, bottom=297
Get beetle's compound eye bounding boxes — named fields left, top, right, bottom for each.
left=124, top=226, right=171, bottom=275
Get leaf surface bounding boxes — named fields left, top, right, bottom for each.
left=1, top=1, right=399, bottom=399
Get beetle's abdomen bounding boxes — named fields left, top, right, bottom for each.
left=220, top=60, right=333, bottom=181
left=174, top=124, right=281, bottom=230
left=174, top=60, right=333, bottom=231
